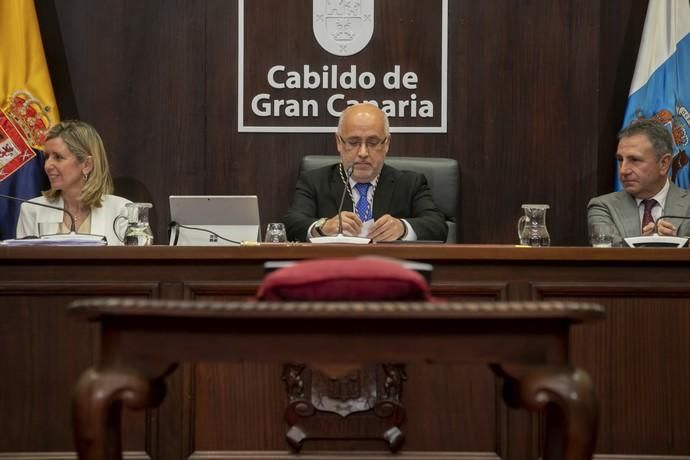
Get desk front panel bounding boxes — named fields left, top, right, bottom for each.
left=1, top=245, right=688, bottom=460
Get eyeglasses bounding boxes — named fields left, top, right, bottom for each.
left=338, top=135, right=389, bottom=152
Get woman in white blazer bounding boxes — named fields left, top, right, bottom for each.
left=16, top=121, right=132, bottom=245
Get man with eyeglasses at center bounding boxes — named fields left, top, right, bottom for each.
left=284, top=103, right=448, bottom=242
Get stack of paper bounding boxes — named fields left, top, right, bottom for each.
left=2, top=234, right=107, bottom=246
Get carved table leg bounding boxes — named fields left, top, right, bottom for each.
left=492, top=365, right=598, bottom=460
left=72, top=366, right=170, bottom=460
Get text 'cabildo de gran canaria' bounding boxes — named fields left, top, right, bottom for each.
left=250, top=64, right=435, bottom=118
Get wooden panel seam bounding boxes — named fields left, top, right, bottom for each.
left=187, top=451, right=501, bottom=460
left=0, top=281, right=161, bottom=296
left=593, top=455, right=690, bottom=460
left=431, top=282, right=509, bottom=301
left=530, top=282, right=690, bottom=300
left=0, top=451, right=150, bottom=459
left=183, top=281, right=263, bottom=299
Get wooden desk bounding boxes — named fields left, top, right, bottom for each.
left=1, top=245, right=689, bottom=459
left=69, top=298, right=603, bottom=460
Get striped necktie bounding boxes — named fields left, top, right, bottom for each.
left=641, top=198, right=657, bottom=229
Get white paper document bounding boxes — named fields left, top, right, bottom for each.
left=2, top=234, right=107, bottom=246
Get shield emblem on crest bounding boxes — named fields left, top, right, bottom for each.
left=313, top=0, right=375, bottom=57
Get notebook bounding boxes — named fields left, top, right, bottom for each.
left=168, top=195, right=260, bottom=245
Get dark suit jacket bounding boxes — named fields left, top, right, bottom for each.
left=284, top=163, right=448, bottom=242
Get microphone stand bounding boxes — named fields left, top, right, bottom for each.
left=653, top=214, right=690, bottom=234
left=0, top=193, right=76, bottom=233
left=309, top=163, right=370, bottom=244
left=623, top=214, right=690, bottom=248
left=337, top=165, right=353, bottom=236
left=0, top=193, right=105, bottom=243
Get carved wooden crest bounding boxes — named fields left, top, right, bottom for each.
left=282, top=362, right=407, bottom=452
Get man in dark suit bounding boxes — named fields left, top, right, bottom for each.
left=284, top=103, right=447, bottom=242
left=587, top=119, right=690, bottom=245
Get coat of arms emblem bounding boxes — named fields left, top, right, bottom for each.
left=313, top=0, right=375, bottom=56
left=0, top=91, right=50, bottom=182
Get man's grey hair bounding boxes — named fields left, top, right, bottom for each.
left=618, top=118, right=674, bottom=160
left=337, top=103, right=390, bottom=137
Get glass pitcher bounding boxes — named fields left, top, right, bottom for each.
left=123, top=202, right=154, bottom=246
left=517, top=204, right=551, bottom=247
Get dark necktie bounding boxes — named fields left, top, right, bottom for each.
left=641, top=198, right=657, bottom=229
left=354, top=183, right=371, bottom=221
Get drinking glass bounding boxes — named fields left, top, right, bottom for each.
left=589, top=222, right=614, bottom=248
left=264, top=223, right=287, bottom=243
left=123, top=203, right=154, bottom=246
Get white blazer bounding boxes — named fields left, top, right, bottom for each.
left=16, top=194, right=132, bottom=245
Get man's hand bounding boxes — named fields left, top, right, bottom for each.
left=643, top=218, right=676, bottom=236
left=367, top=214, right=405, bottom=242
left=641, top=221, right=655, bottom=235
left=321, top=211, right=363, bottom=236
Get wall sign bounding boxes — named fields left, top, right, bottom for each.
left=238, top=0, right=448, bottom=133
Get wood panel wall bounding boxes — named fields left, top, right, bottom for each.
left=34, top=0, right=649, bottom=246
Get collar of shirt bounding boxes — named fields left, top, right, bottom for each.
left=635, top=178, right=670, bottom=223
left=349, top=175, right=379, bottom=203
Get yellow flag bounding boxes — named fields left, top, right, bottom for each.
left=0, top=0, right=59, bottom=149
left=0, top=0, right=60, bottom=239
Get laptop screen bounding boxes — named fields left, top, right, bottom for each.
left=168, top=195, right=260, bottom=245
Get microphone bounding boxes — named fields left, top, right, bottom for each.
left=653, top=214, right=690, bottom=234
left=337, top=164, right=353, bottom=236
left=623, top=214, right=690, bottom=248
left=0, top=193, right=76, bottom=233
left=308, top=163, right=370, bottom=244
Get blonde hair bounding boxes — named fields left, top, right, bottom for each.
left=43, top=120, right=113, bottom=208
